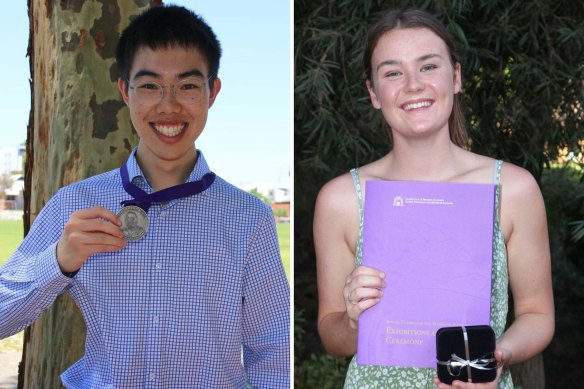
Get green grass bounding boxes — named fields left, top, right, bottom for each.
left=276, top=222, right=291, bottom=282
left=0, top=219, right=24, bottom=266
left=0, top=219, right=24, bottom=353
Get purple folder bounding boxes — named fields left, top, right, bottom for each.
left=357, top=180, right=495, bottom=368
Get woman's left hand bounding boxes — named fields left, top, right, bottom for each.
left=433, top=348, right=511, bottom=389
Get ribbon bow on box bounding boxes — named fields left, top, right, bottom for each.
left=440, top=353, right=496, bottom=379
left=437, top=326, right=496, bottom=382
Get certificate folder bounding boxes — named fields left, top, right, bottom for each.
left=357, top=180, right=495, bottom=368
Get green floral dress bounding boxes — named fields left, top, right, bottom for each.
left=345, top=161, right=513, bottom=389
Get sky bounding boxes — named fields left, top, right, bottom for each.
left=0, top=1, right=291, bottom=187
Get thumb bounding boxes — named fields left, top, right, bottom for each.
left=495, top=347, right=512, bottom=368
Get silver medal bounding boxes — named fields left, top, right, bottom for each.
left=117, top=205, right=149, bottom=241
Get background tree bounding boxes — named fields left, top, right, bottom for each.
left=20, top=1, right=159, bottom=387
left=295, top=0, right=584, bottom=387
left=0, top=174, right=14, bottom=199
left=249, top=187, right=272, bottom=204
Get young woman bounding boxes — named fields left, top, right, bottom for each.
left=314, top=9, right=554, bottom=389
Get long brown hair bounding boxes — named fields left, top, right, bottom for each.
left=364, top=9, right=469, bottom=148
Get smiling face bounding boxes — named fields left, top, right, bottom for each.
left=118, top=45, right=221, bottom=170
left=366, top=27, right=461, bottom=142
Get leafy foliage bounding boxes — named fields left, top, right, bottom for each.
left=295, top=0, right=584, bottom=387
left=248, top=188, right=271, bottom=204
left=540, top=166, right=584, bottom=386
left=295, top=309, right=349, bottom=388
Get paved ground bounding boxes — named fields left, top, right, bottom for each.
left=0, top=351, right=19, bottom=389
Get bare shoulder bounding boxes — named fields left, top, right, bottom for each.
left=315, top=172, right=357, bottom=212
left=500, top=161, right=542, bottom=199
left=499, top=162, right=546, bottom=239
left=315, top=172, right=360, bottom=237
left=314, top=171, right=361, bottom=248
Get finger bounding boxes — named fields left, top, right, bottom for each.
left=351, top=286, right=384, bottom=303
left=349, top=273, right=387, bottom=289
left=352, top=297, right=380, bottom=311
left=450, top=381, right=469, bottom=389
left=432, top=376, right=449, bottom=388
left=89, top=218, right=125, bottom=239
left=347, top=265, right=385, bottom=280
left=62, top=230, right=127, bottom=254
left=346, top=297, right=380, bottom=322
left=494, top=347, right=511, bottom=375
left=76, top=231, right=128, bottom=248
left=433, top=378, right=452, bottom=389
left=494, top=348, right=507, bottom=364
left=71, top=206, right=123, bottom=226
left=70, top=217, right=125, bottom=239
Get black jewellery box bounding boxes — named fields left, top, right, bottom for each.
left=436, top=325, right=497, bottom=384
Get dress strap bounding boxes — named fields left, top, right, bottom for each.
left=493, top=160, right=504, bottom=253
left=493, top=160, right=503, bottom=238
left=493, top=159, right=503, bottom=185
left=350, top=168, right=364, bottom=266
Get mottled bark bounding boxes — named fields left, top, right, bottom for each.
left=21, top=1, right=156, bottom=387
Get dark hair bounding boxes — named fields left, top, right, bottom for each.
left=364, top=9, right=468, bottom=148
left=116, top=5, right=221, bottom=86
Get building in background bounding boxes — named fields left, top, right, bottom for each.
left=0, top=174, right=24, bottom=211
left=0, top=145, right=25, bottom=174
left=239, top=183, right=290, bottom=222
left=0, top=145, right=25, bottom=211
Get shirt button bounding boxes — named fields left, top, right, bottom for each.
left=148, top=372, right=156, bottom=380
left=153, top=315, right=159, bottom=324
left=155, top=263, right=162, bottom=269
left=160, top=210, right=166, bottom=217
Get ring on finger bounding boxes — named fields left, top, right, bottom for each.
left=348, top=290, right=358, bottom=305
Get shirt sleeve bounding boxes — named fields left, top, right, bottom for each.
left=0, top=192, right=73, bottom=339
left=241, top=202, right=290, bottom=388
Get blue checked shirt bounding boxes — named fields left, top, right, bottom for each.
left=0, top=149, right=290, bottom=388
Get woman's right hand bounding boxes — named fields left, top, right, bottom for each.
left=343, top=265, right=386, bottom=328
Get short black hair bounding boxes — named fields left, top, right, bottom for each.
left=116, top=5, right=221, bottom=84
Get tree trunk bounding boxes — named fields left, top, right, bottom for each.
left=20, top=1, right=157, bottom=387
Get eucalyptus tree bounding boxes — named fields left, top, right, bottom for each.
left=21, top=1, right=155, bottom=387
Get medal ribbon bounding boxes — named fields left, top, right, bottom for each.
left=120, top=161, right=216, bottom=212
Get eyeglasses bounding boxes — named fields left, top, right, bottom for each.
left=129, top=75, right=212, bottom=105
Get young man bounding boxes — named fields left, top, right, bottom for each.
left=0, top=5, right=289, bottom=388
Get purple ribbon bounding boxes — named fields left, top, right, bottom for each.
left=120, top=161, right=216, bottom=212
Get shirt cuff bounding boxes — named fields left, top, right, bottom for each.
left=34, top=242, right=76, bottom=287
left=52, top=244, right=79, bottom=278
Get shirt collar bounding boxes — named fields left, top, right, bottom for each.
left=125, top=147, right=213, bottom=189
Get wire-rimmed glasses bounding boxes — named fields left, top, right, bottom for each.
left=129, top=75, right=212, bottom=105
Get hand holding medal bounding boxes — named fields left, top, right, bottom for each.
left=56, top=206, right=128, bottom=274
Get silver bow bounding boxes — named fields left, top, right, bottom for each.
left=437, top=326, right=496, bottom=381
left=448, top=353, right=496, bottom=370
